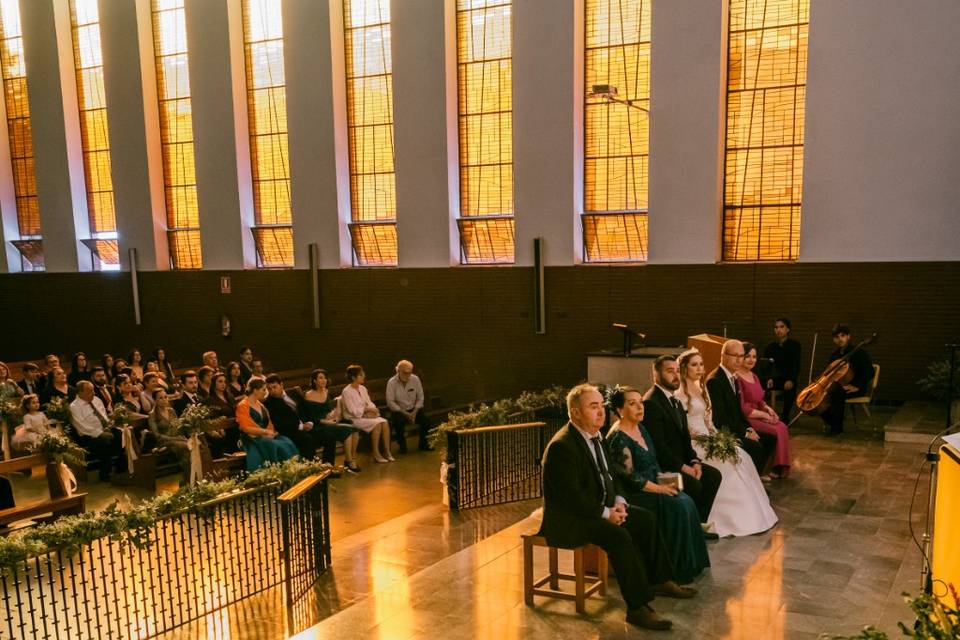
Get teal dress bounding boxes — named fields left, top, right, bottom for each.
left=242, top=404, right=299, bottom=471
left=607, top=423, right=710, bottom=584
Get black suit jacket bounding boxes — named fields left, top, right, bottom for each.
left=17, top=379, right=39, bottom=396
left=540, top=423, right=612, bottom=549
left=828, top=346, right=874, bottom=395
left=705, top=367, right=751, bottom=438
left=172, top=392, right=201, bottom=416
left=642, top=386, right=699, bottom=473
left=263, top=391, right=308, bottom=441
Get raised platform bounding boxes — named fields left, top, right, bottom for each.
left=883, top=401, right=949, bottom=444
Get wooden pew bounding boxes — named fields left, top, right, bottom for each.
left=0, top=454, right=87, bottom=532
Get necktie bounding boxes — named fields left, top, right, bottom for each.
left=591, top=436, right=617, bottom=508
left=670, top=397, right=685, bottom=426
left=91, top=402, right=110, bottom=430
left=730, top=375, right=739, bottom=397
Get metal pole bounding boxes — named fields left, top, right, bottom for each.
left=947, top=343, right=958, bottom=433
left=129, top=248, right=141, bottom=326
left=921, top=451, right=939, bottom=593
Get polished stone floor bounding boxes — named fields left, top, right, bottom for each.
left=6, top=406, right=940, bottom=639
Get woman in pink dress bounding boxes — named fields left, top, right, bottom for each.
left=738, top=343, right=790, bottom=478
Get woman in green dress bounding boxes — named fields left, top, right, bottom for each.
left=606, top=386, right=710, bottom=584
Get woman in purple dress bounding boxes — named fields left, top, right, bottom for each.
left=737, top=343, right=790, bottom=478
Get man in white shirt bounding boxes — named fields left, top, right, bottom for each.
left=386, top=360, right=431, bottom=453
left=70, top=381, right=121, bottom=481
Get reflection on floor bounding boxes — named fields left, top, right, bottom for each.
left=6, top=407, right=938, bottom=639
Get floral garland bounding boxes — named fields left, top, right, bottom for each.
left=165, top=403, right=228, bottom=438
left=830, top=585, right=959, bottom=639
left=0, top=388, right=21, bottom=426
left=0, top=456, right=332, bottom=573
left=34, top=432, right=87, bottom=468
left=692, top=427, right=741, bottom=464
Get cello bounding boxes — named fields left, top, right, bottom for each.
left=795, top=333, right=878, bottom=416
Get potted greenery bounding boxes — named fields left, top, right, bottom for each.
left=918, top=359, right=960, bottom=425
left=828, top=587, right=958, bottom=639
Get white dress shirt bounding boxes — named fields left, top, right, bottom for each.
left=570, top=421, right=625, bottom=519
left=69, top=396, right=110, bottom=438
left=386, top=374, right=424, bottom=413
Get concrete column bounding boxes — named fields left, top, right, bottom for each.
left=21, top=0, right=88, bottom=272
left=100, top=0, right=168, bottom=270
left=513, top=0, right=577, bottom=266
left=391, top=0, right=454, bottom=267
left=184, top=0, right=255, bottom=269
left=283, top=0, right=341, bottom=269
left=647, top=0, right=725, bottom=264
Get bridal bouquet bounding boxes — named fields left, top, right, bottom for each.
left=693, top=428, right=741, bottom=464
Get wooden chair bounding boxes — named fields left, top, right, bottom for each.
left=847, top=364, right=880, bottom=422
left=522, top=533, right=607, bottom=614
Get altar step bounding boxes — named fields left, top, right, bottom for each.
left=884, top=401, right=950, bottom=444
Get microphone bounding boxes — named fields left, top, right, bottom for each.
left=758, top=357, right=776, bottom=364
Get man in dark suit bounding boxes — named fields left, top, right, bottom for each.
left=264, top=374, right=328, bottom=460
left=643, top=355, right=722, bottom=530
left=705, top=340, right=775, bottom=475
left=17, top=363, right=42, bottom=396
left=763, top=317, right=802, bottom=421
left=821, top=324, right=874, bottom=436
left=172, top=371, right=202, bottom=415
left=541, top=383, right=695, bottom=631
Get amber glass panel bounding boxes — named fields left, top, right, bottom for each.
left=343, top=0, right=397, bottom=266
left=456, top=0, right=513, bottom=264
left=69, top=0, right=116, bottom=235
left=242, top=0, right=293, bottom=267
left=723, top=0, right=808, bottom=261
left=151, top=0, right=201, bottom=269
left=583, top=0, right=649, bottom=262
left=0, top=0, right=41, bottom=250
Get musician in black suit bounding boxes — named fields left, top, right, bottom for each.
left=541, top=384, right=695, bottom=631
left=172, top=371, right=203, bottom=415
left=821, top=324, right=874, bottom=436
left=643, top=356, right=722, bottom=529
left=705, top=340, right=775, bottom=475
left=763, top=317, right=802, bottom=421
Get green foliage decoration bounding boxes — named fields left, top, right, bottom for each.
left=692, top=428, right=742, bottom=465
left=826, top=586, right=959, bottom=639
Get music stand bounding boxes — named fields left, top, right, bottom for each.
left=612, top=324, right=646, bottom=357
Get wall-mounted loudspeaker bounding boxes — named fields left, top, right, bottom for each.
left=534, top=237, right=546, bottom=334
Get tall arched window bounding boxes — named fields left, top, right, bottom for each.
left=70, top=0, right=119, bottom=270
left=723, top=0, right=809, bottom=261
left=343, top=0, right=397, bottom=267
left=151, top=0, right=201, bottom=269
left=582, top=0, right=650, bottom=263
left=0, top=0, right=42, bottom=270
left=455, top=0, right=514, bottom=264
left=242, top=0, right=293, bottom=268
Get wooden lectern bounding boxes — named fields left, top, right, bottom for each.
left=687, top=334, right=729, bottom=373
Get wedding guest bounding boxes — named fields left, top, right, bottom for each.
left=303, top=369, right=360, bottom=471
left=113, top=374, right=143, bottom=413
left=250, top=358, right=266, bottom=382
left=678, top=349, right=778, bottom=537
left=69, top=381, right=122, bottom=481
left=38, top=354, right=60, bottom=394
left=763, top=318, right=802, bottom=421
left=152, top=348, right=176, bottom=386
left=17, top=362, right=42, bottom=396
left=100, top=354, right=115, bottom=384
left=197, top=366, right=214, bottom=400
left=225, top=362, right=245, bottom=397
left=264, top=374, right=320, bottom=459
left=67, top=352, right=91, bottom=386
left=202, top=351, right=220, bottom=372
left=90, top=366, right=113, bottom=412
left=173, top=371, right=202, bottom=415
left=127, top=349, right=145, bottom=382
left=340, top=365, right=393, bottom=463
left=235, top=378, right=299, bottom=471
left=41, top=367, right=75, bottom=405
left=145, top=389, right=191, bottom=477
left=386, top=360, right=431, bottom=453
left=139, top=373, right=164, bottom=413
left=238, top=346, right=255, bottom=385
left=607, top=386, right=710, bottom=583
left=642, top=356, right=721, bottom=530
left=0, top=362, right=20, bottom=397
left=111, top=359, right=129, bottom=382
left=204, top=372, right=240, bottom=457
left=12, top=394, right=56, bottom=450
left=739, top=343, right=791, bottom=478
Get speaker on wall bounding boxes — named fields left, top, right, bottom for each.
left=534, top=237, right=546, bottom=335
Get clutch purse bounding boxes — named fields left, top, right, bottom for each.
left=656, top=472, right=683, bottom=491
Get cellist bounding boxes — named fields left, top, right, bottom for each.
left=822, top=324, right=874, bottom=436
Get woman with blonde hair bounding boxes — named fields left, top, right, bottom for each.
left=677, top=348, right=777, bottom=537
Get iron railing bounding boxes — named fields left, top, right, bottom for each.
left=0, top=471, right=332, bottom=640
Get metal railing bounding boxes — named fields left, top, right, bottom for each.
left=0, top=471, right=332, bottom=640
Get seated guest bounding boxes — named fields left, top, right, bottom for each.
left=17, top=362, right=42, bottom=396
left=41, top=367, right=75, bottom=405
left=145, top=389, right=191, bottom=477
left=678, top=349, right=778, bottom=537
left=235, top=378, right=299, bottom=471
left=541, top=384, right=693, bottom=631
left=173, top=371, right=203, bottom=414
left=607, top=386, right=710, bottom=583
left=112, top=374, right=143, bottom=413
left=763, top=317, right=802, bottom=421
left=340, top=365, right=393, bottom=463
left=139, top=373, right=164, bottom=413
left=127, top=349, right=145, bottom=382
left=705, top=340, right=775, bottom=476
left=90, top=366, right=113, bottom=412
left=69, top=381, right=122, bottom=481
left=204, top=373, right=240, bottom=457
left=13, top=394, right=56, bottom=450
left=197, top=366, right=214, bottom=400
left=100, top=354, right=115, bottom=385
left=225, top=362, right=245, bottom=397
left=0, top=361, right=20, bottom=397
left=40, top=354, right=60, bottom=392
left=67, top=352, right=91, bottom=386
left=238, top=346, right=255, bottom=385
left=303, top=369, right=361, bottom=471
left=739, top=343, right=791, bottom=478
left=144, top=361, right=169, bottom=391
left=111, top=359, right=129, bottom=382
left=202, top=350, right=221, bottom=372
left=642, top=356, right=721, bottom=531
left=152, top=348, right=176, bottom=387
left=263, top=374, right=322, bottom=459
left=386, top=360, right=431, bottom=453
left=249, top=358, right=266, bottom=382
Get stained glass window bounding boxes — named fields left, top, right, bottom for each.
left=151, top=0, right=202, bottom=269
left=456, top=0, right=513, bottom=264
left=343, top=0, right=397, bottom=266
left=582, top=0, right=650, bottom=262
left=723, top=0, right=808, bottom=261
left=242, top=0, right=293, bottom=268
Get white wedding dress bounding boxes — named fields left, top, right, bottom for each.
left=685, top=393, right=778, bottom=537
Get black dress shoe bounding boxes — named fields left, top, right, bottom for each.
left=654, top=581, right=698, bottom=599
left=626, top=606, right=673, bottom=631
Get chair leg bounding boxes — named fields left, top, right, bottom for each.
left=597, top=547, right=608, bottom=596
left=548, top=546, right=559, bottom=590
left=574, top=547, right=586, bottom=614
left=863, top=404, right=871, bottom=418
left=850, top=404, right=858, bottom=424
left=522, top=538, right=534, bottom=607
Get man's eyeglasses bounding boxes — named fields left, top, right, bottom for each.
left=723, top=352, right=745, bottom=359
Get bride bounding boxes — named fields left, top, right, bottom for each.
left=677, top=348, right=778, bottom=537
